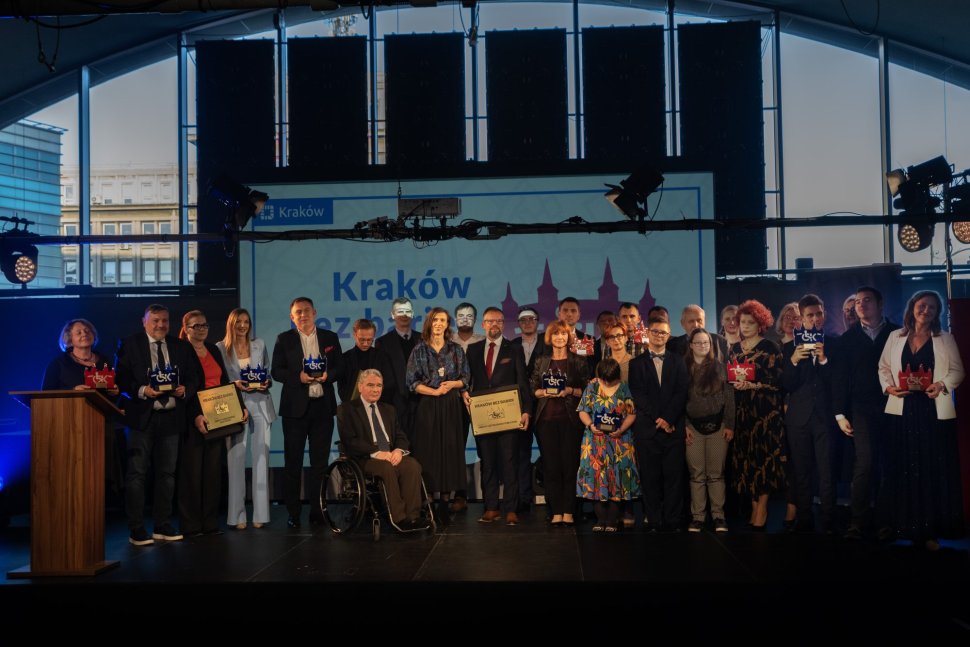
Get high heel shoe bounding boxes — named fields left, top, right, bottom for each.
left=750, top=524, right=767, bottom=532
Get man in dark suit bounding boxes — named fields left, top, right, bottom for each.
left=271, top=296, right=345, bottom=528
left=667, top=305, right=729, bottom=361
left=511, top=307, right=545, bottom=510
left=590, top=310, right=617, bottom=370
left=782, top=293, right=836, bottom=534
left=337, top=369, right=428, bottom=530
left=832, top=286, right=899, bottom=539
left=617, top=302, right=649, bottom=357
left=375, top=297, right=418, bottom=440
left=628, top=315, right=689, bottom=532
left=464, top=306, right=533, bottom=525
left=115, top=303, right=202, bottom=546
left=338, top=318, right=397, bottom=407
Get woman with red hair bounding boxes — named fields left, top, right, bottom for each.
left=728, top=299, right=787, bottom=531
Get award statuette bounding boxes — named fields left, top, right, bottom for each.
left=241, top=364, right=268, bottom=389
left=542, top=367, right=566, bottom=395
left=304, top=354, right=327, bottom=379
left=727, top=360, right=756, bottom=383
left=899, top=364, right=933, bottom=392
left=84, top=364, right=116, bottom=390
left=197, top=384, right=246, bottom=440
left=149, top=363, right=179, bottom=392
left=571, top=336, right=594, bottom=357
left=594, top=410, right=623, bottom=433
left=793, top=326, right=825, bottom=351
left=632, top=323, right=649, bottom=346
left=469, top=386, right=523, bottom=436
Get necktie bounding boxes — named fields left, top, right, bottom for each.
left=371, top=404, right=390, bottom=451
left=486, top=341, right=496, bottom=380
left=649, top=352, right=665, bottom=360
left=154, top=340, right=170, bottom=406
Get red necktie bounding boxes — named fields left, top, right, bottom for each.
left=486, top=341, right=495, bottom=381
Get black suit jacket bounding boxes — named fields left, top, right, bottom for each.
left=781, top=338, right=836, bottom=427
left=114, top=332, right=203, bottom=432
left=512, top=335, right=547, bottom=380
left=467, top=337, right=533, bottom=414
left=832, top=320, right=899, bottom=417
left=338, top=346, right=398, bottom=407
left=628, top=350, right=688, bottom=439
left=375, top=329, right=417, bottom=406
left=271, top=327, right=345, bottom=418
left=336, top=399, right=409, bottom=463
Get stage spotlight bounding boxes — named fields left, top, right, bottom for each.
left=604, top=166, right=665, bottom=220
left=206, top=176, right=269, bottom=258
left=0, top=232, right=39, bottom=286
left=948, top=183, right=970, bottom=244
left=887, top=156, right=951, bottom=253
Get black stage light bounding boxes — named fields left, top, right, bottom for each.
left=604, top=166, right=665, bottom=220
left=887, top=156, right=951, bottom=253
left=948, top=183, right=970, bottom=244
left=0, top=231, right=39, bottom=286
left=206, top=176, right=269, bottom=257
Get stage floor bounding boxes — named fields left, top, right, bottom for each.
left=2, top=501, right=969, bottom=635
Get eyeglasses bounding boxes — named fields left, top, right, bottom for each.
left=188, top=323, right=209, bottom=330
left=647, top=329, right=670, bottom=337
left=605, top=334, right=627, bottom=341
left=691, top=340, right=711, bottom=347
left=483, top=319, right=504, bottom=325
left=518, top=316, right=537, bottom=323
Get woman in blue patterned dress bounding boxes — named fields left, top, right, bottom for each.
left=576, top=358, right=639, bottom=532
left=406, top=306, right=471, bottom=520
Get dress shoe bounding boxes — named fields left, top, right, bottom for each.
left=642, top=522, right=659, bottom=534
left=783, top=518, right=798, bottom=533
left=287, top=516, right=302, bottom=529
left=479, top=510, right=503, bottom=523
left=449, top=497, right=468, bottom=513
left=505, top=512, right=519, bottom=526
left=749, top=524, right=767, bottom=533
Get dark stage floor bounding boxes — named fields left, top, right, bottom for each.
left=3, top=501, right=970, bottom=636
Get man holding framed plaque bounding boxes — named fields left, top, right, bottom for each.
left=464, top=307, right=532, bottom=526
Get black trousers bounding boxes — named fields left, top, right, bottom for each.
left=787, top=412, right=836, bottom=528
left=635, top=428, right=686, bottom=529
left=847, top=406, right=884, bottom=528
left=476, top=429, right=520, bottom=514
left=535, top=418, right=581, bottom=516
left=282, top=397, right=335, bottom=519
left=178, top=426, right=224, bottom=534
left=517, top=423, right=536, bottom=501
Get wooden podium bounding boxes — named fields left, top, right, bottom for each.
left=7, top=389, right=123, bottom=578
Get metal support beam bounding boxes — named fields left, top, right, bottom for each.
left=275, top=9, right=288, bottom=167
left=666, top=0, right=678, bottom=157
left=573, top=0, right=582, bottom=159
left=773, top=11, right=787, bottom=275
left=177, top=33, right=191, bottom=285
left=879, top=37, right=894, bottom=263
left=77, top=65, right=90, bottom=286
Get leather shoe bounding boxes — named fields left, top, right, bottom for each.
left=287, top=516, right=301, bottom=529
left=449, top=497, right=468, bottom=513
left=505, top=512, right=519, bottom=526
left=642, top=522, right=659, bottom=533
left=479, top=510, right=502, bottom=523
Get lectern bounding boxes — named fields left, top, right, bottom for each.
left=7, top=389, right=122, bottom=577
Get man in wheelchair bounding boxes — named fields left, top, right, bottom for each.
left=336, top=369, right=429, bottom=531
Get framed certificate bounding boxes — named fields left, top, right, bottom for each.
left=197, top=384, right=246, bottom=440
left=469, top=386, right=523, bottom=436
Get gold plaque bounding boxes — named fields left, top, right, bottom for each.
left=469, top=386, right=523, bottom=436
left=197, top=384, right=246, bottom=437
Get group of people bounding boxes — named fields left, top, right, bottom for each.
left=43, top=286, right=965, bottom=550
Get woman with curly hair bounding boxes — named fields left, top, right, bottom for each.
left=728, top=299, right=787, bottom=530
left=576, top=358, right=638, bottom=532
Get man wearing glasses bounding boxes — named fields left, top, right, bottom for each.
left=464, top=307, right=532, bottom=525
left=628, top=315, right=689, bottom=532
left=512, top=307, right=544, bottom=511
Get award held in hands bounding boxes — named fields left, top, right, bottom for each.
left=197, top=384, right=246, bottom=440
left=727, top=360, right=756, bottom=383
left=899, top=364, right=933, bottom=392
left=793, top=326, right=825, bottom=351
left=469, top=386, right=523, bottom=436
left=304, top=355, right=327, bottom=378
left=241, top=364, right=268, bottom=389
left=594, top=410, right=623, bottom=433
left=542, top=368, right=566, bottom=395
left=84, top=364, right=116, bottom=390
left=149, top=363, right=179, bottom=392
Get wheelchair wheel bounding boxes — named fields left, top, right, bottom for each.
left=320, top=459, right=366, bottom=534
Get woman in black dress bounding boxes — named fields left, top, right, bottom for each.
left=877, top=290, right=965, bottom=550
left=405, top=306, right=471, bottom=521
left=42, top=318, right=112, bottom=390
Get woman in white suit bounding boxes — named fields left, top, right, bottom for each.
left=218, top=308, right=277, bottom=529
left=877, top=290, right=965, bottom=550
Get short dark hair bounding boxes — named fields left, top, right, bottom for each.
left=855, top=286, right=883, bottom=304
left=596, top=358, right=621, bottom=383
left=353, top=318, right=376, bottom=332
left=617, top=302, right=638, bottom=312
left=290, top=296, right=314, bottom=310
left=596, top=310, right=615, bottom=320
left=647, top=305, right=669, bottom=322
left=558, top=297, right=580, bottom=309
left=455, top=302, right=477, bottom=317
left=482, top=306, right=503, bottom=318
left=646, top=314, right=668, bottom=327
left=143, top=303, right=168, bottom=319
left=798, top=294, right=824, bottom=312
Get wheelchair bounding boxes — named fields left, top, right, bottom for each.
left=319, top=451, right=436, bottom=540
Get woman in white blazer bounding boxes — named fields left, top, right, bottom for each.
left=218, top=308, right=277, bottom=529
left=877, top=290, right=965, bottom=549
